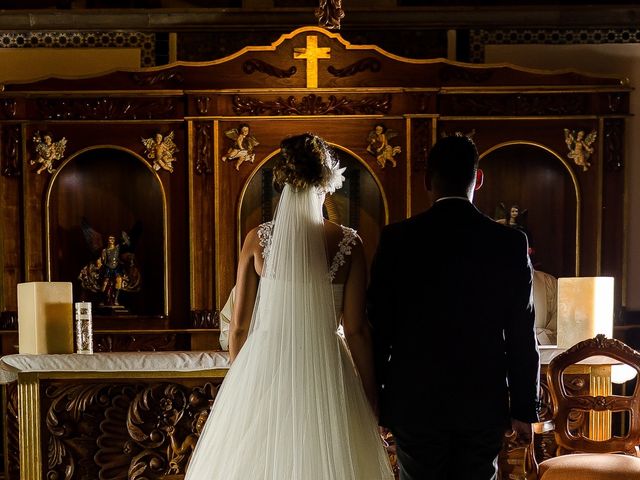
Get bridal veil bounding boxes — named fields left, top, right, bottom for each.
left=185, top=184, right=393, bottom=479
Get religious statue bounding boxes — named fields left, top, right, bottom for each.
left=221, top=124, right=259, bottom=170
left=315, top=0, right=344, bottom=30
left=142, top=131, right=178, bottom=173
left=564, top=128, right=597, bottom=172
left=367, top=123, right=401, bottom=168
left=30, top=131, right=67, bottom=174
left=78, top=218, right=142, bottom=308
left=494, top=202, right=534, bottom=256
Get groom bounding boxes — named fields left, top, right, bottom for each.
left=368, top=135, right=539, bottom=480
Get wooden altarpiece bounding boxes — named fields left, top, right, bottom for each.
left=0, top=25, right=632, bottom=480
left=0, top=27, right=631, bottom=345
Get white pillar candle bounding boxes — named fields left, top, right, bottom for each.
left=17, top=282, right=73, bottom=354
left=557, top=277, right=614, bottom=349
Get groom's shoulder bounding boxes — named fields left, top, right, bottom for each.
left=382, top=211, right=430, bottom=238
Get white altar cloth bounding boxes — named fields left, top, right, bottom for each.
left=0, top=350, right=230, bottom=384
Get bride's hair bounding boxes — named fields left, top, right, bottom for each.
left=273, top=133, right=336, bottom=192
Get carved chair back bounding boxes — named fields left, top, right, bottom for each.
left=548, top=334, right=640, bottom=456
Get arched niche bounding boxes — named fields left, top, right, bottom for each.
left=47, top=147, right=167, bottom=316
left=474, top=142, right=579, bottom=279
left=239, top=145, right=387, bottom=266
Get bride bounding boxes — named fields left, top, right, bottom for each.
left=185, top=133, right=394, bottom=479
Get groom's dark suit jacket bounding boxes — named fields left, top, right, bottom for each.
left=368, top=198, right=540, bottom=434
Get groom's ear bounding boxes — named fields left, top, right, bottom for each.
left=474, top=169, right=484, bottom=191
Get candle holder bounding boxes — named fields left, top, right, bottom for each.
left=74, top=302, right=93, bottom=354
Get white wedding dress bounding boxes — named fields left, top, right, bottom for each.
left=185, top=185, right=393, bottom=480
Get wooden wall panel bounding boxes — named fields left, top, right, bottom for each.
left=0, top=26, right=631, bottom=341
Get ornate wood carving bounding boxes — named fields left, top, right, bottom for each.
left=131, top=69, right=184, bottom=87
left=242, top=59, right=297, bottom=78
left=564, top=333, right=638, bottom=357
left=0, top=98, right=17, bottom=119
left=93, top=334, right=178, bottom=352
left=604, top=118, right=624, bottom=171
left=231, top=93, right=391, bottom=116
left=411, top=119, right=431, bottom=171
left=195, top=122, right=213, bottom=175
left=515, top=94, right=589, bottom=115
left=327, top=57, right=381, bottom=78
left=445, top=93, right=589, bottom=116
left=42, top=380, right=220, bottom=480
left=35, top=97, right=178, bottom=120
left=1, top=125, right=21, bottom=177
left=196, top=95, right=211, bottom=115
left=315, top=0, right=344, bottom=30
left=190, top=310, right=219, bottom=329
left=607, top=93, right=625, bottom=113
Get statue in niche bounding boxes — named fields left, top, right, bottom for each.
left=221, top=123, right=260, bottom=170
left=564, top=128, right=597, bottom=172
left=367, top=123, right=401, bottom=168
left=142, top=131, right=178, bottom=173
left=30, top=131, right=67, bottom=174
left=78, top=218, right=142, bottom=309
left=494, top=202, right=534, bottom=256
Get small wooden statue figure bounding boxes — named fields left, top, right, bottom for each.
left=31, top=131, right=67, bottom=174
left=222, top=124, right=260, bottom=170
left=564, top=128, right=597, bottom=172
left=78, top=218, right=142, bottom=308
left=142, top=131, right=178, bottom=173
left=367, top=123, right=401, bottom=169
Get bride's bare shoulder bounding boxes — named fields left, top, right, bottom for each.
left=242, top=225, right=262, bottom=255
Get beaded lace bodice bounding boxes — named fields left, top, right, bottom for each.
left=257, top=221, right=357, bottom=282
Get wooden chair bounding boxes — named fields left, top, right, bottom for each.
left=531, top=334, right=640, bottom=479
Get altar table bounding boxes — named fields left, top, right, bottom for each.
left=0, top=351, right=230, bottom=480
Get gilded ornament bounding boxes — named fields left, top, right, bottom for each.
left=293, top=35, right=331, bottom=89
left=367, top=123, right=401, bottom=169
left=221, top=124, right=259, bottom=171
left=564, top=128, right=597, bottom=172
left=315, top=0, right=345, bottom=30
left=30, top=131, right=67, bottom=174
left=142, top=131, right=178, bottom=173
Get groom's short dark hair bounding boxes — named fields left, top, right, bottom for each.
left=427, top=135, right=479, bottom=192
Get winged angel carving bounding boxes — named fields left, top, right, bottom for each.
left=78, top=218, right=142, bottom=307
left=367, top=123, right=401, bottom=168
left=142, top=131, right=178, bottom=173
left=30, top=131, right=67, bottom=174
left=221, top=124, right=259, bottom=170
left=564, top=128, right=597, bottom=172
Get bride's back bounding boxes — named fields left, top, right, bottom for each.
left=251, top=219, right=353, bottom=285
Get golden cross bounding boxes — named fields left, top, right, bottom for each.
left=293, top=35, right=331, bottom=88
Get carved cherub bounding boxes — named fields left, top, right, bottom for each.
left=166, top=409, right=210, bottom=474
left=221, top=124, right=259, bottom=170
left=142, top=131, right=178, bottom=173
left=367, top=123, right=401, bottom=168
left=30, top=131, right=67, bottom=174
left=564, top=128, right=597, bottom=172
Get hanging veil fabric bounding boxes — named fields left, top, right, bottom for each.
left=185, top=185, right=393, bottom=479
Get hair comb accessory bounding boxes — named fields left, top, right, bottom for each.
left=320, top=158, right=346, bottom=195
